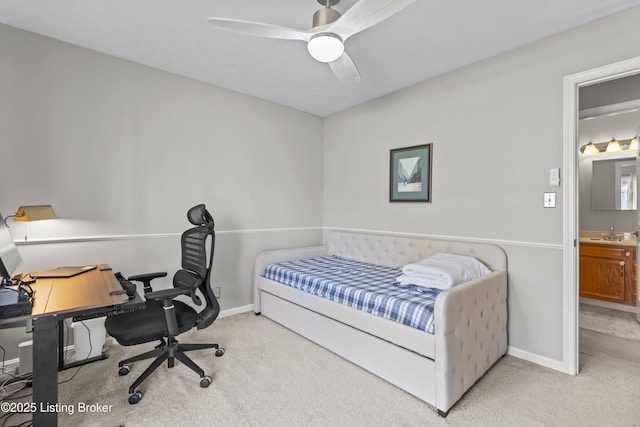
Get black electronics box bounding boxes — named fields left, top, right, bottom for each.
left=0, top=287, right=33, bottom=318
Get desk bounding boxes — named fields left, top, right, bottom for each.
left=28, top=265, right=128, bottom=427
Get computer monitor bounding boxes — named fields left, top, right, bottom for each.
left=0, top=212, right=23, bottom=284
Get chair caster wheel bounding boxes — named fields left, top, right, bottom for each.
left=118, top=365, right=130, bottom=376
left=215, top=348, right=225, bottom=357
left=200, top=376, right=211, bottom=388
left=128, top=391, right=142, bottom=405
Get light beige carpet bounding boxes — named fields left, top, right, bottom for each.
left=4, top=311, right=640, bottom=426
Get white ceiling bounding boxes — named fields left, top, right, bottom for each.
left=2, top=0, right=640, bottom=117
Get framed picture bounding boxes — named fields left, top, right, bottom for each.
left=389, top=144, right=432, bottom=202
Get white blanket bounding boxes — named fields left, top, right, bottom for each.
left=398, top=252, right=491, bottom=290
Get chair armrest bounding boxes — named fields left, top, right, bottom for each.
left=145, top=287, right=191, bottom=301
left=128, top=272, right=168, bottom=282
left=128, top=272, right=168, bottom=293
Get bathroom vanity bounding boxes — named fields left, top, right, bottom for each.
left=580, top=235, right=637, bottom=306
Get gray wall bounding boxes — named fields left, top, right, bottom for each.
left=0, top=24, right=324, bottom=359
left=323, top=6, right=640, bottom=364
left=580, top=73, right=640, bottom=110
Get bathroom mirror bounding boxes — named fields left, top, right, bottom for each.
left=592, top=157, right=637, bottom=210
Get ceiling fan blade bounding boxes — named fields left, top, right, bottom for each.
left=328, top=0, right=416, bottom=41
left=208, top=17, right=313, bottom=42
left=329, top=52, right=361, bottom=84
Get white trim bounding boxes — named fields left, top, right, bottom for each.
left=218, top=304, right=254, bottom=319
left=0, top=344, right=75, bottom=381
left=0, top=357, right=20, bottom=380
left=14, top=227, right=323, bottom=246
left=13, top=226, right=561, bottom=250
left=563, top=55, right=640, bottom=376
left=324, top=227, right=563, bottom=250
left=563, top=72, right=580, bottom=376
left=15, top=233, right=180, bottom=246
left=507, top=346, right=566, bottom=372
left=218, top=226, right=321, bottom=235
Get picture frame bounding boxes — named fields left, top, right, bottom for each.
left=389, top=143, right=432, bottom=202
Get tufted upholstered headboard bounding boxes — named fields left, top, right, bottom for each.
left=326, top=231, right=507, bottom=272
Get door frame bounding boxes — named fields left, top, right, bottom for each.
left=563, top=56, right=640, bottom=375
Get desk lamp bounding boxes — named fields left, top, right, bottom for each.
left=3, top=205, right=57, bottom=241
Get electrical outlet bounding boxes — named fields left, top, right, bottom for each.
left=213, top=286, right=221, bottom=299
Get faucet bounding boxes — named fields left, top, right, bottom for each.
left=601, top=226, right=621, bottom=241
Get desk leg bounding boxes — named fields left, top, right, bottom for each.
left=32, top=317, right=58, bottom=427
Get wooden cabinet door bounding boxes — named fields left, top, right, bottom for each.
left=580, top=253, right=626, bottom=303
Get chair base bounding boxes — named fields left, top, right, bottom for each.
left=118, top=337, right=222, bottom=396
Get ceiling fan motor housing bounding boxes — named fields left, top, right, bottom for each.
left=317, top=0, right=341, bottom=7
left=313, top=6, right=341, bottom=28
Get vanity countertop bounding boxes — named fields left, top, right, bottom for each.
left=579, top=230, right=636, bottom=247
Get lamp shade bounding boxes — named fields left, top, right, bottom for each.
left=307, top=33, right=344, bottom=63
left=629, top=137, right=638, bottom=152
left=13, top=205, right=57, bottom=221
left=605, top=138, right=622, bottom=153
left=582, top=142, right=599, bottom=156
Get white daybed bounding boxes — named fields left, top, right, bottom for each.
left=254, top=231, right=507, bottom=416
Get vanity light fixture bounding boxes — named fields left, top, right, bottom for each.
left=605, top=138, right=622, bottom=153
left=579, top=137, right=638, bottom=156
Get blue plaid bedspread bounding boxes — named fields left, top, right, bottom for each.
left=263, top=255, right=441, bottom=333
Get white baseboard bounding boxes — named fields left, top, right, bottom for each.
left=0, top=344, right=76, bottom=383
left=218, top=304, right=254, bottom=319
left=507, top=346, right=568, bottom=373
left=0, top=358, right=20, bottom=382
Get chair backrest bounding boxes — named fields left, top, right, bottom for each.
left=173, top=204, right=219, bottom=330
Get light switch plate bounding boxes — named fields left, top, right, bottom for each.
left=544, top=192, right=556, bottom=208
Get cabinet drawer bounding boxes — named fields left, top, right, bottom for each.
left=580, top=244, right=630, bottom=258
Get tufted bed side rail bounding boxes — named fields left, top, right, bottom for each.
left=434, top=270, right=507, bottom=413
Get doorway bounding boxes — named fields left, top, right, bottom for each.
left=564, top=56, right=640, bottom=375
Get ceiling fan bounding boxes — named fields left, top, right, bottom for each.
left=208, top=0, right=416, bottom=83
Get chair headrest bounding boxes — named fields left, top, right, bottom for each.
left=187, top=204, right=214, bottom=227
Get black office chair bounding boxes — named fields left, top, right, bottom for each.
left=105, top=204, right=224, bottom=404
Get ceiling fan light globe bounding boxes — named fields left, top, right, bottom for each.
left=307, top=33, right=344, bottom=63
